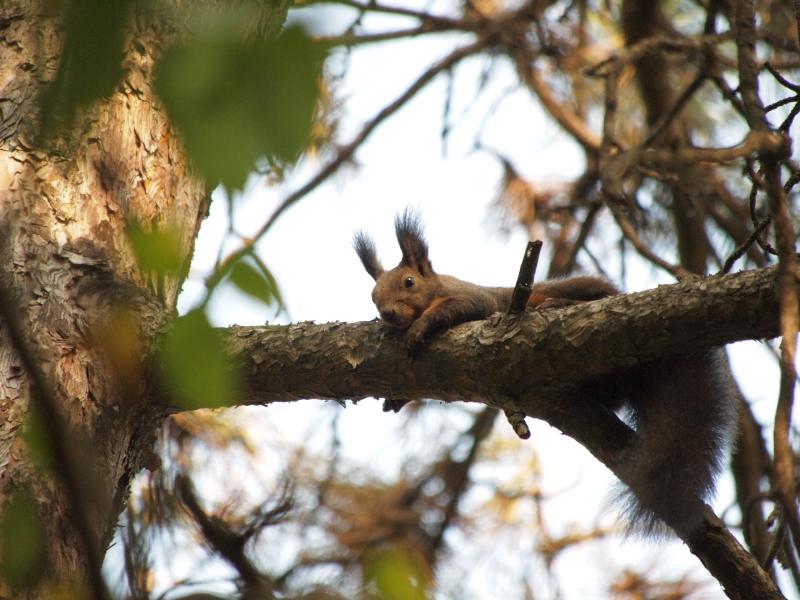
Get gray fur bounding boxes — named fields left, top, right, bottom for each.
left=611, top=349, right=736, bottom=538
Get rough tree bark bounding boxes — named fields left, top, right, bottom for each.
left=0, top=1, right=288, bottom=595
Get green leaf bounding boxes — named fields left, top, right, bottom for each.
left=41, top=0, right=131, bottom=136
left=156, top=21, right=326, bottom=189
left=128, top=224, right=184, bottom=277
left=364, top=545, right=431, bottom=600
left=160, top=309, right=240, bottom=410
left=250, top=253, right=284, bottom=310
left=0, top=489, right=47, bottom=591
left=22, top=407, right=54, bottom=475
left=228, top=260, right=277, bottom=306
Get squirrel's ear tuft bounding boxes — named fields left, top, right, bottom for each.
left=395, top=208, right=434, bottom=276
left=353, top=231, right=384, bottom=281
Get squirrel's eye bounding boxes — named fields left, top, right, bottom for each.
left=404, top=276, right=415, bottom=288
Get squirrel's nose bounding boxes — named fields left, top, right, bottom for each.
left=380, top=308, right=397, bottom=323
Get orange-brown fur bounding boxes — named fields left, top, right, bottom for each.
left=356, top=211, right=617, bottom=349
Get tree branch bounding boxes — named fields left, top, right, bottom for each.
left=223, top=265, right=782, bottom=408
left=215, top=264, right=789, bottom=599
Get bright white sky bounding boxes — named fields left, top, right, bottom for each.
left=158, top=3, right=794, bottom=599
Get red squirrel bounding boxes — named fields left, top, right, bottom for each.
left=354, top=210, right=736, bottom=538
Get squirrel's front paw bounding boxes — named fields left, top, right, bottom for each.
left=404, top=321, right=428, bottom=354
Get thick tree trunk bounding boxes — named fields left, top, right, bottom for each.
left=0, top=1, right=213, bottom=593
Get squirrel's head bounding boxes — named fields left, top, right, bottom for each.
left=354, top=209, right=440, bottom=330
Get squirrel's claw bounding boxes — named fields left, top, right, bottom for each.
left=404, top=322, right=428, bottom=355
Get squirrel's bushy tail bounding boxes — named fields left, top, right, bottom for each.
left=613, top=349, right=737, bottom=539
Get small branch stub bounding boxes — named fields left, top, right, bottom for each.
left=508, top=240, right=543, bottom=314
left=501, top=397, right=531, bottom=439
left=502, top=241, right=541, bottom=438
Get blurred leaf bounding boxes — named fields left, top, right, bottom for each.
left=41, top=0, right=131, bottom=136
left=37, top=581, right=91, bottom=600
left=228, top=260, right=277, bottom=306
left=250, top=253, right=284, bottom=310
left=91, top=306, right=143, bottom=394
left=22, top=407, right=54, bottom=474
left=128, top=224, right=184, bottom=277
left=160, top=309, right=241, bottom=409
left=156, top=22, right=326, bottom=189
left=0, top=488, right=47, bottom=591
left=364, top=545, right=431, bottom=600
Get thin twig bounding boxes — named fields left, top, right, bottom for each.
left=585, top=32, right=732, bottom=77
left=176, top=475, right=270, bottom=591
left=302, top=0, right=466, bottom=27
left=764, top=62, right=800, bottom=93
left=428, top=407, right=498, bottom=553
left=642, top=70, right=707, bottom=147
left=710, top=72, right=750, bottom=119
left=722, top=217, right=772, bottom=273
left=608, top=206, right=690, bottom=280
left=747, top=162, right=763, bottom=212
left=765, top=95, right=800, bottom=113
left=762, top=515, right=786, bottom=572
left=562, top=200, right=601, bottom=276
left=784, top=168, right=800, bottom=193
left=745, top=164, right=778, bottom=256
left=516, top=58, right=601, bottom=152
left=596, top=48, right=690, bottom=280
left=600, top=63, right=622, bottom=159
left=779, top=101, right=800, bottom=133
left=317, top=27, right=452, bottom=47
left=508, top=241, right=542, bottom=313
